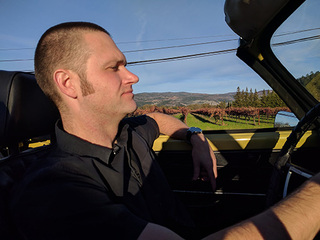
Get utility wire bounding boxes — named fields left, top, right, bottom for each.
left=0, top=47, right=34, bottom=51
left=1, top=34, right=319, bottom=65
left=123, top=27, right=320, bottom=53
left=123, top=39, right=237, bottom=53
left=119, top=27, right=320, bottom=44
left=127, top=34, right=320, bottom=66
left=1, top=27, right=319, bottom=52
left=0, top=58, right=33, bottom=63
left=272, top=34, right=320, bottom=47
left=274, top=27, right=320, bottom=37
left=128, top=48, right=237, bottom=66
left=116, top=34, right=235, bottom=44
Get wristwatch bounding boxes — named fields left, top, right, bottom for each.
left=186, top=127, right=203, bottom=142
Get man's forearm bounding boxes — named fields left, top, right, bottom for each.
left=146, top=112, right=208, bottom=148
left=270, top=174, right=320, bottom=239
left=139, top=174, right=320, bottom=240
left=146, top=112, right=189, bottom=139
left=204, top=173, right=320, bottom=240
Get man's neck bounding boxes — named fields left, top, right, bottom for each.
left=61, top=114, right=122, bottom=149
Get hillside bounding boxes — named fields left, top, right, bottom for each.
left=306, top=73, right=320, bottom=101
left=134, top=92, right=235, bottom=107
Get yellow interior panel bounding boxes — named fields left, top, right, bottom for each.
left=152, top=130, right=319, bottom=152
left=28, top=130, right=319, bottom=152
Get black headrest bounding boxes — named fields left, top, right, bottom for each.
left=0, top=71, right=60, bottom=147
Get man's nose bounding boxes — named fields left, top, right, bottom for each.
left=123, top=67, right=139, bottom=84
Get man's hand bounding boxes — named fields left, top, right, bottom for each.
left=190, top=133, right=217, bottom=191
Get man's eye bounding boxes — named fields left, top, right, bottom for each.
left=111, top=66, right=119, bottom=71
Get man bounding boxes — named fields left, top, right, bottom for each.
left=10, top=22, right=320, bottom=240
left=10, top=22, right=216, bottom=239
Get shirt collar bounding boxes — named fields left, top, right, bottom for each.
left=55, top=120, right=114, bottom=162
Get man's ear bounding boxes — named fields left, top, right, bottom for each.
left=53, top=69, right=78, bottom=99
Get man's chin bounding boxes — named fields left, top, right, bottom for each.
left=126, top=102, right=138, bottom=115
left=131, top=104, right=138, bottom=114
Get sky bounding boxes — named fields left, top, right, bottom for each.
left=1, top=0, right=319, bottom=94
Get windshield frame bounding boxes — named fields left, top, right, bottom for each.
left=233, top=0, right=318, bottom=120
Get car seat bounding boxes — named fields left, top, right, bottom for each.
left=0, top=70, right=60, bottom=239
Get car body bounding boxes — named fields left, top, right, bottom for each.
left=0, top=0, right=319, bottom=238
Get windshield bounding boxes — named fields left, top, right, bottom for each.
left=271, top=0, right=320, bottom=102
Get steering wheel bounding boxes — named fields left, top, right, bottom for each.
left=267, top=102, right=320, bottom=206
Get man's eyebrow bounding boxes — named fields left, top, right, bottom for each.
left=103, top=59, right=127, bottom=68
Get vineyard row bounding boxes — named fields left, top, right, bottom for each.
left=131, top=106, right=290, bottom=125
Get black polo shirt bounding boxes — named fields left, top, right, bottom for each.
left=9, top=115, right=193, bottom=240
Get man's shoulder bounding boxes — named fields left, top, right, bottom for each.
left=120, top=115, right=159, bottom=142
left=121, top=115, right=149, bottom=127
left=121, top=115, right=158, bottom=132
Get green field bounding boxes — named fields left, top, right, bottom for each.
left=175, top=113, right=275, bottom=130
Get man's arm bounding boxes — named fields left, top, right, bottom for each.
left=146, top=112, right=217, bottom=190
left=138, top=173, right=320, bottom=240
left=203, top=172, right=320, bottom=240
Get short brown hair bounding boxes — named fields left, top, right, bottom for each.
left=34, top=22, right=110, bottom=108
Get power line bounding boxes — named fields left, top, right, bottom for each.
left=116, top=34, right=235, bottom=44
left=123, top=39, right=237, bottom=53
left=1, top=33, right=319, bottom=65
left=0, top=47, right=34, bottom=51
left=128, top=48, right=237, bottom=66
left=0, top=37, right=237, bottom=53
left=0, top=58, right=33, bottom=63
left=272, top=34, right=320, bottom=47
left=274, top=27, right=320, bottom=37
left=118, top=27, right=320, bottom=44
left=1, top=27, right=319, bottom=52
left=123, top=27, right=320, bottom=53
left=127, top=35, right=320, bottom=66
left=0, top=35, right=235, bottom=52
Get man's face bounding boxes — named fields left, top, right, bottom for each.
left=80, top=31, right=139, bottom=119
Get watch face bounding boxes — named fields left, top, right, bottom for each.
left=189, top=127, right=202, bottom=133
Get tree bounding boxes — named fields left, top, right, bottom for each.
left=233, top=86, right=243, bottom=107
left=233, top=87, right=286, bottom=108
left=252, top=89, right=260, bottom=107
left=243, top=87, right=249, bottom=107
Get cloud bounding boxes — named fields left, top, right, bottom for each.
left=134, top=7, right=147, bottom=46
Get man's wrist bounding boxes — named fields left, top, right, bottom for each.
left=186, top=127, right=203, bottom=143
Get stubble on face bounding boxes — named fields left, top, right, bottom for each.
left=76, top=37, right=95, bottom=97
left=79, top=74, right=95, bottom=97
left=81, top=31, right=139, bottom=118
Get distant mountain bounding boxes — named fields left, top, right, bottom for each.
left=134, top=92, right=236, bottom=107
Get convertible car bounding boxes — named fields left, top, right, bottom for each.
left=0, top=0, right=319, bottom=238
